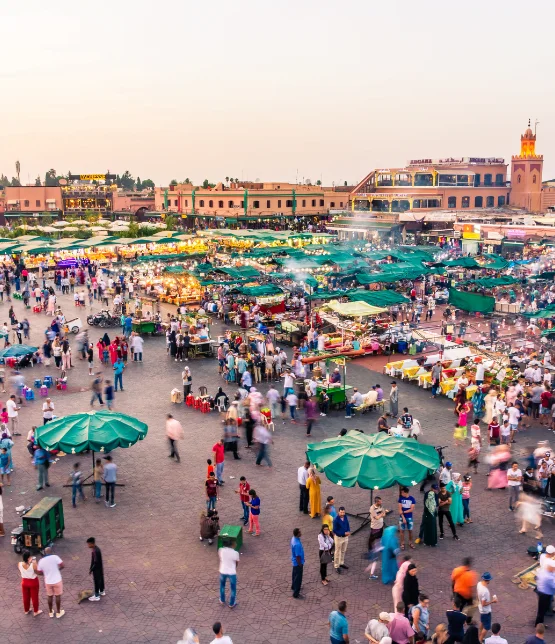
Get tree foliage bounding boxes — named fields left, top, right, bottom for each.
left=141, top=179, right=155, bottom=190
left=164, top=214, right=177, bottom=231
left=169, top=179, right=178, bottom=186
left=120, top=170, right=135, bottom=191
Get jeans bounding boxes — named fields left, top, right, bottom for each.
left=105, top=481, right=115, bottom=505
left=289, top=405, right=296, bottom=420
left=345, top=402, right=355, bottom=417
left=299, top=484, right=309, bottom=513
left=215, top=461, right=224, bottom=484
left=37, top=462, right=49, bottom=488
left=241, top=500, right=249, bottom=524
left=256, top=443, right=272, bottom=466
left=207, top=496, right=217, bottom=511
left=168, top=438, right=180, bottom=461
left=291, top=564, right=303, bottom=597
left=134, top=352, right=142, bottom=362
left=439, top=510, right=457, bottom=537
left=509, top=485, right=521, bottom=509
left=72, top=482, right=85, bottom=506
left=219, top=573, right=236, bottom=606
left=114, top=373, right=123, bottom=391
left=95, top=480, right=102, bottom=499
left=462, top=498, right=470, bottom=520
left=91, top=392, right=104, bottom=406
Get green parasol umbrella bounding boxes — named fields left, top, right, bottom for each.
left=306, top=430, right=439, bottom=489
left=35, top=410, right=148, bottom=454
left=0, top=345, right=38, bottom=358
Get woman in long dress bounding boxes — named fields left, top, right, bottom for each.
left=392, top=555, right=412, bottom=608
left=487, top=445, right=510, bottom=489
left=447, top=473, right=464, bottom=526
left=422, top=488, right=438, bottom=546
left=381, top=525, right=400, bottom=586
left=483, top=389, right=498, bottom=425
left=305, top=468, right=322, bottom=518
left=516, top=492, right=542, bottom=538
left=47, top=294, right=56, bottom=316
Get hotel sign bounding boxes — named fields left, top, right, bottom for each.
left=68, top=173, right=117, bottom=182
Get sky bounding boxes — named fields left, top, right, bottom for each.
left=2, top=0, right=555, bottom=187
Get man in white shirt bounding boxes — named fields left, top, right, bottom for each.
left=477, top=572, right=497, bottom=642
left=37, top=547, right=65, bottom=618
left=266, top=384, right=280, bottom=422
left=534, top=367, right=543, bottom=384
left=42, top=398, right=54, bottom=425
left=484, top=622, right=508, bottom=644
left=475, top=362, right=486, bottom=384
left=540, top=544, right=555, bottom=572
left=524, top=366, right=535, bottom=382
left=439, top=462, right=452, bottom=485
left=218, top=540, right=239, bottom=608
left=282, top=368, right=294, bottom=395
left=544, top=369, right=552, bottom=387
left=507, top=461, right=522, bottom=511
left=131, top=334, right=144, bottom=362
left=298, top=461, right=310, bottom=514
left=7, top=395, right=20, bottom=435
left=507, top=404, right=521, bottom=443
left=210, top=621, right=233, bottom=644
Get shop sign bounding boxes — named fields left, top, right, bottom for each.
left=506, top=229, right=527, bottom=239
left=462, top=232, right=481, bottom=240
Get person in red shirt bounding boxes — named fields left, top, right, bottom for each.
left=212, top=439, right=225, bottom=485
left=540, top=386, right=552, bottom=427
left=235, top=476, right=251, bottom=525
left=488, top=418, right=500, bottom=446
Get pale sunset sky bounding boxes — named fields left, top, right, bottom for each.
left=2, top=0, right=555, bottom=186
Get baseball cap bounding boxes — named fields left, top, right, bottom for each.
left=379, top=612, right=391, bottom=621
left=547, top=545, right=555, bottom=554
left=445, top=462, right=452, bottom=467
left=431, top=483, right=439, bottom=490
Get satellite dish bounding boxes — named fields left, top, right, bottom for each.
left=59, top=178, right=68, bottom=186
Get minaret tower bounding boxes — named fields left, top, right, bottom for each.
left=510, top=119, right=543, bottom=211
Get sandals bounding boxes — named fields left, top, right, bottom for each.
left=322, top=580, right=329, bottom=586
left=409, top=543, right=416, bottom=549
left=400, top=545, right=405, bottom=550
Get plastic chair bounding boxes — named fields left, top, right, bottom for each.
left=34, top=378, right=42, bottom=389
left=198, top=386, right=210, bottom=401
left=215, top=396, right=227, bottom=412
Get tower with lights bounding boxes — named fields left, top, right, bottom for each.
left=510, top=120, right=543, bottom=211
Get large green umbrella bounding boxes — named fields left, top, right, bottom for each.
left=0, top=345, right=38, bottom=358
left=36, top=410, right=148, bottom=454
left=307, top=430, right=439, bottom=489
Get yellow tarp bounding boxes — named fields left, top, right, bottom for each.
left=324, top=299, right=386, bottom=317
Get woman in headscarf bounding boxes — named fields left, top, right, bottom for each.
left=169, top=331, right=178, bottom=359
left=108, top=340, right=118, bottom=366
left=402, top=563, right=420, bottom=617
left=471, top=386, right=485, bottom=421
left=305, top=468, right=322, bottom=519
left=381, top=525, right=400, bottom=585
left=101, top=332, right=111, bottom=347
left=96, top=338, right=105, bottom=362
left=422, top=485, right=438, bottom=547
left=391, top=553, right=411, bottom=606
left=447, top=473, right=464, bottom=527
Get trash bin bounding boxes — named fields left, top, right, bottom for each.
left=217, top=524, right=243, bottom=552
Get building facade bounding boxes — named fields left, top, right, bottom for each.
left=3, top=186, right=63, bottom=219
left=510, top=123, right=543, bottom=212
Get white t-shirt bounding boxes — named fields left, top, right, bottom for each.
left=42, top=401, right=54, bottom=419
left=507, top=407, right=521, bottom=425
left=283, top=374, right=294, bottom=389
left=286, top=393, right=298, bottom=407
left=476, top=364, right=485, bottom=380
left=507, top=468, right=522, bottom=486
left=218, top=547, right=239, bottom=575
left=477, top=581, right=492, bottom=614
left=500, top=423, right=510, bottom=437
left=210, top=637, right=233, bottom=644
left=37, top=554, right=63, bottom=584
left=485, top=637, right=507, bottom=644
left=7, top=399, right=18, bottom=418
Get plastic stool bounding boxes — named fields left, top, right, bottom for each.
left=40, top=385, right=48, bottom=397
left=33, top=305, right=41, bottom=314
left=43, top=376, right=53, bottom=388
left=185, top=393, right=194, bottom=407
left=24, top=388, right=35, bottom=401
left=193, top=396, right=201, bottom=409
left=34, top=379, right=42, bottom=388
left=201, top=400, right=210, bottom=413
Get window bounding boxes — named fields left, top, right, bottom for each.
left=319, top=199, right=324, bottom=207
left=486, top=196, right=494, bottom=207
left=495, top=173, right=504, bottom=186
left=474, top=174, right=481, bottom=187
left=277, top=200, right=281, bottom=208
left=209, top=200, right=213, bottom=208
left=253, top=200, right=260, bottom=209
left=174, top=199, right=178, bottom=206
left=199, top=200, right=204, bottom=207
left=517, top=175, right=521, bottom=183
left=311, top=199, right=316, bottom=207
left=286, top=200, right=293, bottom=207
left=24, top=200, right=29, bottom=207
left=218, top=200, right=223, bottom=208
left=448, top=196, right=457, bottom=208
left=498, top=196, right=506, bottom=206
left=484, top=173, right=492, bottom=186
left=533, top=175, right=537, bottom=184
left=240, top=201, right=244, bottom=208
left=35, top=200, right=41, bottom=207
left=266, top=200, right=270, bottom=208
left=474, top=196, right=483, bottom=207
left=185, top=200, right=188, bottom=207
left=339, top=202, right=344, bottom=207
left=228, top=201, right=234, bottom=208
left=302, top=200, right=306, bottom=207
left=330, top=202, right=335, bottom=208
left=461, top=196, right=470, bottom=208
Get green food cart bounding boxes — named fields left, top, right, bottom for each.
left=317, top=384, right=353, bottom=409
left=217, top=524, right=243, bottom=552
left=13, top=497, right=64, bottom=553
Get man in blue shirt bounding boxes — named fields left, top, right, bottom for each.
left=290, top=528, right=305, bottom=599
left=398, top=486, right=416, bottom=550
left=332, top=507, right=351, bottom=574
left=535, top=567, right=555, bottom=626
left=113, top=358, right=125, bottom=392
left=329, top=600, right=349, bottom=643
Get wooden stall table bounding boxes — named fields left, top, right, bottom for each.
left=189, top=339, right=213, bottom=358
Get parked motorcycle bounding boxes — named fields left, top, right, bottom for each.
left=87, top=310, right=120, bottom=328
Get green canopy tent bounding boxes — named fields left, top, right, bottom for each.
left=448, top=288, right=495, bottom=314
left=0, top=344, right=38, bottom=358
left=230, top=285, right=284, bottom=297
left=481, top=253, right=509, bottom=270
left=461, top=276, right=519, bottom=288
left=347, top=289, right=409, bottom=307
left=306, top=430, right=439, bottom=533
left=442, top=257, right=480, bottom=269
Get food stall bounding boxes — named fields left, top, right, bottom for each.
left=132, top=296, right=163, bottom=335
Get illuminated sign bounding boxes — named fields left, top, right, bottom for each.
left=408, top=159, right=433, bottom=166
left=68, top=173, right=117, bottom=182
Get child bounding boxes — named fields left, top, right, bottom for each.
left=102, top=346, right=109, bottom=365
left=205, top=471, right=218, bottom=511
left=206, top=458, right=215, bottom=479
left=104, top=380, right=114, bottom=410
left=0, top=408, right=8, bottom=433
left=246, top=488, right=261, bottom=536
left=93, top=458, right=103, bottom=502
left=453, top=422, right=466, bottom=447
left=0, top=447, right=10, bottom=485
left=462, top=475, right=472, bottom=523
left=457, top=403, right=469, bottom=440
left=68, top=462, right=85, bottom=508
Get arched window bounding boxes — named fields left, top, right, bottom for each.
left=517, top=175, right=521, bottom=184
left=218, top=200, right=223, bottom=208
left=533, top=175, right=537, bottom=184
left=461, top=196, right=470, bottom=208
left=199, top=200, right=204, bottom=207
left=228, top=201, right=234, bottom=208
left=209, top=200, right=213, bottom=208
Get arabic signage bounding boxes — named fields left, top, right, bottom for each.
left=408, top=157, right=504, bottom=166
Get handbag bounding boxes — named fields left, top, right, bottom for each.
left=320, top=549, right=332, bottom=564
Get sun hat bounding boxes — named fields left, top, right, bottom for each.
left=481, top=572, right=493, bottom=581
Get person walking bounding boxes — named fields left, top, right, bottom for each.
left=68, top=462, right=85, bottom=508
left=7, top=394, right=20, bottom=436
left=218, top=538, right=239, bottom=608
left=33, top=445, right=50, bottom=490
left=90, top=373, right=104, bottom=407
left=402, top=563, right=419, bottom=616
left=329, top=600, right=350, bottom=644
left=166, top=414, right=184, bottom=463
left=318, top=524, right=334, bottom=586
left=298, top=461, right=310, bottom=514
left=37, top=547, right=65, bottom=619
left=451, top=557, right=477, bottom=611
left=235, top=476, right=250, bottom=526
left=18, top=551, right=42, bottom=616
left=86, top=537, right=105, bottom=601
left=507, top=461, right=523, bottom=512
left=534, top=566, right=555, bottom=626
left=103, top=455, right=117, bottom=508
left=291, top=527, right=305, bottom=599
left=305, top=396, right=318, bottom=436
left=246, top=489, right=261, bottom=536
left=254, top=421, right=273, bottom=467
left=113, top=357, right=125, bottom=392
left=477, top=572, right=498, bottom=642
left=333, top=507, right=351, bottom=574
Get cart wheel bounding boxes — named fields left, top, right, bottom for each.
left=71, top=327, right=79, bottom=334
left=99, top=320, right=107, bottom=328
left=14, top=543, right=22, bottom=554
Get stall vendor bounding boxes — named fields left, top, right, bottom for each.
left=330, top=368, right=341, bottom=384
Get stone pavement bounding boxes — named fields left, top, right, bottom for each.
left=0, top=290, right=552, bottom=644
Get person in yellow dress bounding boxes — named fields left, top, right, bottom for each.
left=322, top=503, right=334, bottom=531
left=306, top=468, right=322, bottom=518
